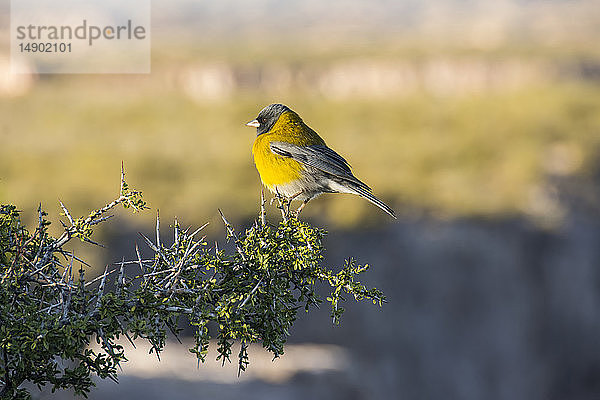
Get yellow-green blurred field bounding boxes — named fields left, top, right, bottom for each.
left=1, top=43, right=600, bottom=233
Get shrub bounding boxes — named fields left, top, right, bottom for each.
left=0, top=167, right=384, bottom=399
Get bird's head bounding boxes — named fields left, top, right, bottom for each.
left=246, top=103, right=292, bottom=136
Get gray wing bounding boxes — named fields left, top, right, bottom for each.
left=269, top=141, right=371, bottom=190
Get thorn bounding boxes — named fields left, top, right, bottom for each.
left=82, top=267, right=118, bottom=288
left=189, top=222, right=209, bottom=239
left=82, top=236, right=105, bottom=248
left=238, top=277, right=263, bottom=310
left=174, top=217, right=179, bottom=248
left=89, top=215, right=114, bottom=226
left=120, top=161, right=126, bottom=194
left=260, top=189, right=266, bottom=226
left=95, top=265, right=109, bottom=311
left=156, top=210, right=161, bottom=250
left=139, top=232, right=159, bottom=253
left=116, top=257, right=125, bottom=296
left=59, top=200, right=74, bottom=225
left=135, top=242, right=144, bottom=273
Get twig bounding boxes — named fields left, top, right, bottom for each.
left=218, top=209, right=247, bottom=263
left=238, top=277, right=263, bottom=310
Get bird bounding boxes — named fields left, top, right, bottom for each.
left=246, top=103, right=396, bottom=219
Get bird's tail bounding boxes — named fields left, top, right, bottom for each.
left=351, top=185, right=397, bottom=219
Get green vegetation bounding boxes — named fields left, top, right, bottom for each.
left=0, top=173, right=383, bottom=399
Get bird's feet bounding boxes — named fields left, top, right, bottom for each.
left=271, top=190, right=293, bottom=219
left=270, top=190, right=308, bottom=220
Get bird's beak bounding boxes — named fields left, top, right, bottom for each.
left=246, top=119, right=260, bottom=128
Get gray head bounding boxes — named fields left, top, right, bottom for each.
left=246, top=103, right=291, bottom=136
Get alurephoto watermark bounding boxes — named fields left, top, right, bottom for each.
left=11, top=0, right=150, bottom=73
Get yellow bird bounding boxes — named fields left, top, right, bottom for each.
left=247, top=104, right=396, bottom=218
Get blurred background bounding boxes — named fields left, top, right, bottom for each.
left=2, top=0, right=600, bottom=399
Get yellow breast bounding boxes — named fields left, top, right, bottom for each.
left=252, top=110, right=326, bottom=189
